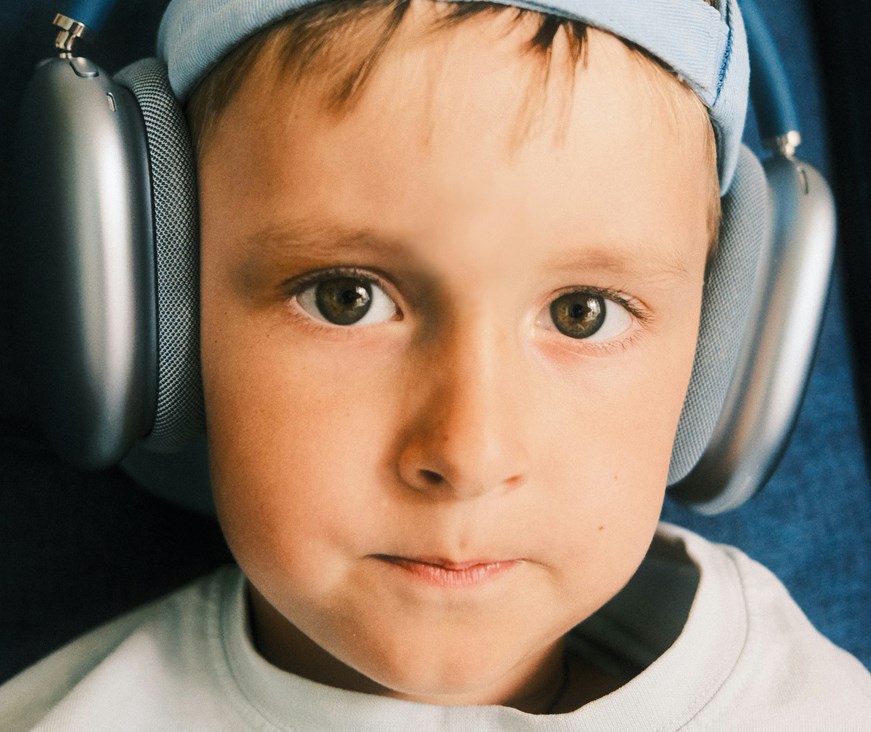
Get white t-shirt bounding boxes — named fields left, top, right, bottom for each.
left=2, top=523, right=869, bottom=731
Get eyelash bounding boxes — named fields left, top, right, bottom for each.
left=556, top=286, right=648, bottom=321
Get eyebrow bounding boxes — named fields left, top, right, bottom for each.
left=238, top=218, right=694, bottom=286
left=231, top=219, right=420, bottom=300
left=239, top=220, right=404, bottom=260
left=544, top=244, right=692, bottom=282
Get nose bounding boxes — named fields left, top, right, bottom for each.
left=397, top=316, right=530, bottom=499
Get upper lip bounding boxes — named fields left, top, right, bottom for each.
left=373, top=555, right=514, bottom=570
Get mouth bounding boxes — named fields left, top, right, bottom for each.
left=371, top=555, right=520, bottom=587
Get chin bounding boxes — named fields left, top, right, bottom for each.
left=335, top=623, right=554, bottom=706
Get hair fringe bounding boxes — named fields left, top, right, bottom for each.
left=186, top=0, right=720, bottom=252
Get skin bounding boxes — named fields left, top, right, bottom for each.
left=199, top=4, right=710, bottom=714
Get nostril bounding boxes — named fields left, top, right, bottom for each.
left=420, top=469, right=444, bottom=485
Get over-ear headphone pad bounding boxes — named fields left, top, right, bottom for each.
left=115, top=58, right=204, bottom=452
left=115, top=59, right=766, bottom=472
left=121, top=141, right=768, bottom=512
left=668, top=146, right=768, bottom=485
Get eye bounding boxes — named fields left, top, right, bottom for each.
left=547, top=290, right=633, bottom=341
left=296, top=275, right=398, bottom=326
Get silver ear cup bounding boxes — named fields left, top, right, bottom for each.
left=669, top=146, right=836, bottom=513
left=14, top=57, right=157, bottom=468
left=115, top=59, right=204, bottom=452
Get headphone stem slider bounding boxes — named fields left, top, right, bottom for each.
left=53, top=13, right=90, bottom=58
left=764, top=130, right=802, bottom=159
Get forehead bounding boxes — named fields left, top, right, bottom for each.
left=199, top=11, right=711, bottom=277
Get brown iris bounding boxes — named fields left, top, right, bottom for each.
left=550, top=292, right=606, bottom=339
left=315, top=277, right=373, bottom=325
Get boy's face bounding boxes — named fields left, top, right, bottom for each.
left=199, top=10, right=709, bottom=709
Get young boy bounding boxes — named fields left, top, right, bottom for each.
left=3, top=0, right=870, bottom=727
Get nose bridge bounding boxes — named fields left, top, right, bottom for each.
left=444, top=310, right=511, bottom=424
left=399, top=305, right=530, bottom=498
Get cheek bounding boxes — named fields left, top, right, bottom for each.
left=544, top=328, right=698, bottom=486
left=537, top=297, right=701, bottom=559
left=200, top=299, right=401, bottom=571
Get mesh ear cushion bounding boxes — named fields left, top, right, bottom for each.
left=116, top=82, right=766, bottom=507
left=115, top=59, right=204, bottom=452
left=668, top=146, right=768, bottom=485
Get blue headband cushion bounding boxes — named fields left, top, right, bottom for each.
left=157, top=0, right=749, bottom=192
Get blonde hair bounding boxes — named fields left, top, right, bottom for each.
left=187, top=0, right=721, bottom=254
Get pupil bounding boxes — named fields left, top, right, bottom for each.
left=316, top=278, right=373, bottom=325
left=550, top=292, right=605, bottom=339
left=340, top=289, right=359, bottom=305
left=570, top=303, right=586, bottom=319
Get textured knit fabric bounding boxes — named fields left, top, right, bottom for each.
left=2, top=524, right=869, bottom=731
left=155, top=0, right=748, bottom=192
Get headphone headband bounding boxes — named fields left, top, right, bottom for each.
left=157, top=0, right=748, bottom=191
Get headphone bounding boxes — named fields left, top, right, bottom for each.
left=14, top=0, right=835, bottom=515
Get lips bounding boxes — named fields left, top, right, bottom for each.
left=372, top=555, right=519, bottom=587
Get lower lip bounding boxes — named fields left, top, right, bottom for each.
left=373, top=556, right=519, bottom=588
